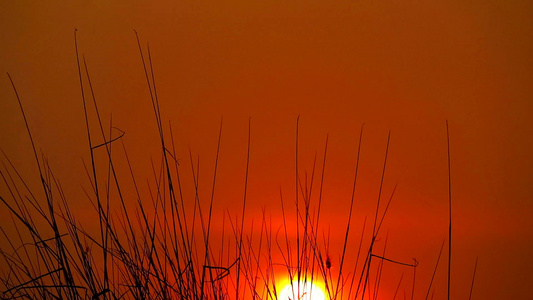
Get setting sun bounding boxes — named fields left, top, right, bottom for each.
left=278, top=280, right=327, bottom=300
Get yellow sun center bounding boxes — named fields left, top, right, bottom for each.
left=278, top=280, right=326, bottom=300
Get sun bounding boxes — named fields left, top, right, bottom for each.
left=278, top=280, right=326, bottom=300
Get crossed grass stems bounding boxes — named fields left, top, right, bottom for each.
left=0, top=30, right=477, bottom=300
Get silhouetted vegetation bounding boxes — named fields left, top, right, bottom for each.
left=0, top=31, right=470, bottom=300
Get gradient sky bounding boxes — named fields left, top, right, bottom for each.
left=1, top=1, right=532, bottom=299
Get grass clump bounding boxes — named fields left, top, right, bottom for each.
left=0, top=31, right=467, bottom=300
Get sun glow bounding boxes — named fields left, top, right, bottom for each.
left=278, top=280, right=326, bottom=300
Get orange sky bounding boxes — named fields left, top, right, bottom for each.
left=1, top=1, right=533, bottom=299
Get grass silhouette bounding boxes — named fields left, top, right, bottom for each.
left=0, top=31, right=468, bottom=300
